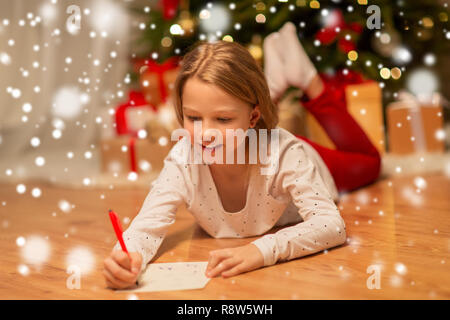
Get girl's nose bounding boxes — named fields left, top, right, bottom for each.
left=202, top=126, right=221, bottom=145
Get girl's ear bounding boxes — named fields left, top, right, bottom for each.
left=250, top=105, right=261, bottom=128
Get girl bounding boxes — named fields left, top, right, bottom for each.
left=103, top=22, right=381, bottom=290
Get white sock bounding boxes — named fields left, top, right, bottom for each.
left=279, top=22, right=317, bottom=91
left=263, top=32, right=288, bottom=102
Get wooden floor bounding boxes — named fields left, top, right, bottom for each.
left=0, top=172, right=449, bottom=300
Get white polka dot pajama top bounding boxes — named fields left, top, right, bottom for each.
left=114, top=127, right=347, bottom=273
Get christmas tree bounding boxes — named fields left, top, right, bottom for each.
left=127, top=0, right=449, bottom=106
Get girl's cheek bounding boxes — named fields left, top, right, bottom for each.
left=190, top=134, right=196, bottom=147
left=182, top=124, right=194, bottom=144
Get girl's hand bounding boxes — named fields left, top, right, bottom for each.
left=103, top=250, right=142, bottom=290
left=205, top=244, right=264, bottom=278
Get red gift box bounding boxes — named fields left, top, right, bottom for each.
left=100, top=90, right=177, bottom=175
left=114, top=90, right=157, bottom=137
left=133, top=56, right=180, bottom=109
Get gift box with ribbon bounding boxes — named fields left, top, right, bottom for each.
left=304, top=70, right=386, bottom=156
left=100, top=90, right=177, bottom=176
left=133, top=56, right=180, bottom=109
left=386, top=93, right=445, bottom=155
left=115, top=90, right=157, bottom=137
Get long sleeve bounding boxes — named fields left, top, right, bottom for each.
left=112, top=152, right=190, bottom=274
left=251, top=141, right=347, bottom=267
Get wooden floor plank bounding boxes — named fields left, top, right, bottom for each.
left=0, top=173, right=449, bottom=299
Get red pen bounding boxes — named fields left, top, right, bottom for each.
left=108, top=210, right=140, bottom=285
left=108, top=209, right=130, bottom=258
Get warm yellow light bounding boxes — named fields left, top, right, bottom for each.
left=256, top=2, right=266, bottom=11
left=310, top=1, right=320, bottom=9
left=357, top=0, right=368, bottom=4
left=422, top=17, right=434, bottom=28
left=161, top=37, right=172, bottom=47
left=179, top=12, right=194, bottom=32
left=391, top=67, right=402, bottom=80
left=380, top=68, right=391, bottom=79
left=348, top=50, right=358, bottom=61
left=255, top=13, right=266, bottom=23
left=222, top=35, right=233, bottom=42
left=248, top=44, right=262, bottom=60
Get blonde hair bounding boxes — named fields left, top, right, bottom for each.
left=172, top=40, right=279, bottom=132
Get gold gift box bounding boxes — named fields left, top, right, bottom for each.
left=386, top=101, right=444, bottom=155
left=305, top=81, right=386, bottom=155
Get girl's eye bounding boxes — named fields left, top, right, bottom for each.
left=187, top=116, right=231, bottom=123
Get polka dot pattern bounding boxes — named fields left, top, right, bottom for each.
left=113, top=127, right=345, bottom=270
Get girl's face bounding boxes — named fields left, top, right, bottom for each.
left=182, top=77, right=261, bottom=164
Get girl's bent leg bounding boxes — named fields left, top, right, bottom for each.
left=296, top=135, right=381, bottom=193
left=304, top=74, right=324, bottom=100
left=296, top=75, right=382, bottom=192
left=301, top=76, right=380, bottom=158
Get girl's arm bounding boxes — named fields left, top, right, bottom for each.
left=251, top=142, right=346, bottom=267
left=112, top=153, right=190, bottom=274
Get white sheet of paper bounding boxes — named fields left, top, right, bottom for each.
left=119, top=262, right=211, bottom=293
